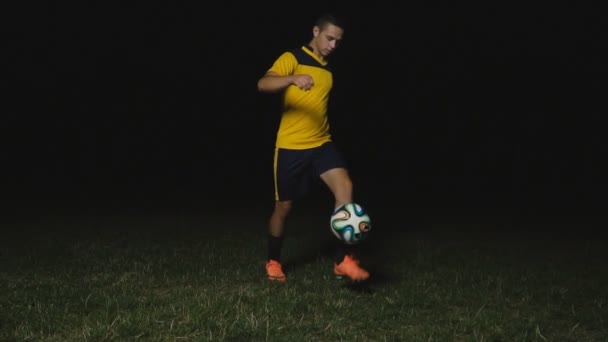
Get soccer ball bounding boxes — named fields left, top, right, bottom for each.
left=330, top=203, right=372, bottom=245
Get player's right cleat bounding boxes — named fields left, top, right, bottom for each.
left=266, top=259, right=287, bottom=283
left=334, top=254, right=370, bottom=281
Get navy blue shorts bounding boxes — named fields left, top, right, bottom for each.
left=273, top=141, right=347, bottom=201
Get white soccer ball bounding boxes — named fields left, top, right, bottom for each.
left=330, top=203, right=372, bottom=245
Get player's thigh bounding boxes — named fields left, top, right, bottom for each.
left=312, top=141, right=348, bottom=176
left=274, top=147, right=314, bottom=201
left=313, top=142, right=352, bottom=194
left=319, top=167, right=352, bottom=194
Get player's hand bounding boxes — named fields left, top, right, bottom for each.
left=292, top=74, right=314, bottom=91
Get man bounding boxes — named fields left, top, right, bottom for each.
left=257, top=13, right=369, bottom=283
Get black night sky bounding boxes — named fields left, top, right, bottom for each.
left=4, top=3, right=606, bottom=232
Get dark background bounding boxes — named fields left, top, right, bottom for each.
left=3, top=3, right=605, bottom=230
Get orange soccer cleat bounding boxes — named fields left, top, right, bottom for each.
left=265, top=259, right=287, bottom=283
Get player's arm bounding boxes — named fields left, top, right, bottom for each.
left=257, top=71, right=296, bottom=93
left=258, top=71, right=314, bottom=92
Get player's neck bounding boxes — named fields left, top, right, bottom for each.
left=307, top=41, right=324, bottom=61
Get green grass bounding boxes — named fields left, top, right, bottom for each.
left=1, top=205, right=607, bottom=341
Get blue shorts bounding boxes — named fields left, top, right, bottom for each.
left=273, top=141, right=347, bottom=201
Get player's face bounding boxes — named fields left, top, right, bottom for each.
left=313, top=24, right=344, bottom=58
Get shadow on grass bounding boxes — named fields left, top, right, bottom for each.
left=331, top=267, right=395, bottom=295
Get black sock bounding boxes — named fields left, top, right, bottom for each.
left=268, top=234, right=284, bottom=262
left=335, top=243, right=352, bottom=264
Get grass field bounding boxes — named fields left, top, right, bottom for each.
left=1, top=199, right=606, bottom=341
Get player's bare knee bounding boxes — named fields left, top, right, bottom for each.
left=336, top=178, right=353, bottom=197
left=343, top=177, right=353, bottom=193
left=274, top=201, right=293, bottom=218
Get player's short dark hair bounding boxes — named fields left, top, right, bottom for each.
left=315, top=13, right=346, bottom=31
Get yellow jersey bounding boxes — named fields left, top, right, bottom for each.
left=267, top=45, right=334, bottom=149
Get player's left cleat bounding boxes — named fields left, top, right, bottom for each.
left=266, top=259, right=287, bottom=283
left=334, top=254, right=370, bottom=282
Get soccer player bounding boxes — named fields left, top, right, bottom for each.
left=257, top=13, right=370, bottom=283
